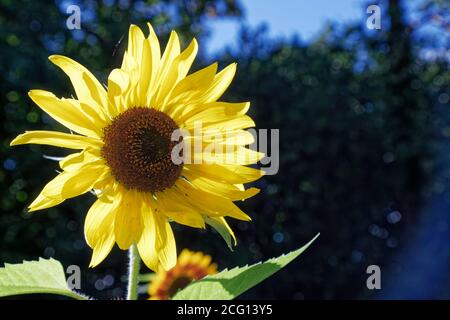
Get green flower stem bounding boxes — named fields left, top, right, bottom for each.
left=126, top=243, right=141, bottom=300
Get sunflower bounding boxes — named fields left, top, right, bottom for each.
left=10, top=23, right=264, bottom=271
left=148, top=249, right=217, bottom=300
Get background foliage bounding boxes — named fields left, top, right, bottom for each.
left=0, top=0, right=449, bottom=299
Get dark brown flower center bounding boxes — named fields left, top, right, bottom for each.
left=102, top=107, right=182, bottom=193
left=167, top=276, right=193, bottom=298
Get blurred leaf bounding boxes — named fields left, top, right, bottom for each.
left=0, top=258, right=87, bottom=299
left=173, top=233, right=319, bottom=300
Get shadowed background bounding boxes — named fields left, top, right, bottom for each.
left=1, top=0, right=449, bottom=299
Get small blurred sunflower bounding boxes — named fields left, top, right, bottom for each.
left=11, top=23, right=263, bottom=271
left=148, top=249, right=217, bottom=299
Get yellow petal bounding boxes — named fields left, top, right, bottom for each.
left=155, top=188, right=206, bottom=228
left=48, top=55, right=108, bottom=122
left=80, top=101, right=108, bottom=126
left=167, top=63, right=218, bottom=119
left=181, top=102, right=250, bottom=125
left=219, top=130, right=255, bottom=146
left=175, top=39, right=198, bottom=80
left=58, top=152, right=83, bottom=169
left=85, top=195, right=118, bottom=248
left=93, top=177, right=117, bottom=203
left=200, top=63, right=236, bottom=103
left=182, top=171, right=260, bottom=201
left=33, top=163, right=108, bottom=206
left=121, top=52, right=141, bottom=107
left=201, top=255, right=213, bottom=268
left=28, top=90, right=101, bottom=137
left=198, top=115, right=255, bottom=131
left=137, top=39, right=152, bottom=106
left=10, top=131, right=102, bottom=149
left=123, top=25, right=146, bottom=105
left=59, top=148, right=102, bottom=171
left=178, top=249, right=191, bottom=265
left=145, top=23, right=161, bottom=103
left=28, top=173, right=74, bottom=212
left=90, top=232, right=115, bottom=268
left=60, top=164, right=109, bottom=199
left=126, top=25, right=145, bottom=64
left=107, top=68, right=131, bottom=116
left=184, top=163, right=264, bottom=184
left=85, top=197, right=118, bottom=267
left=156, top=38, right=198, bottom=110
left=114, top=189, right=143, bottom=250
left=184, top=130, right=255, bottom=147
left=28, top=193, right=64, bottom=212
left=125, top=24, right=161, bottom=107
left=150, top=31, right=180, bottom=108
left=137, top=196, right=158, bottom=271
left=154, top=215, right=177, bottom=270
left=192, top=145, right=264, bottom=166
left=176, top=179, right=251, bottom=221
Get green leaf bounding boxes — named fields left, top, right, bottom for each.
left=0, top=258, right=87, bottom=299
left=204, top=216, right=235, bottom=251
left=173, top=233, right=319, bottom=300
